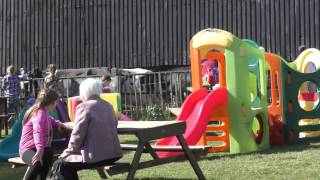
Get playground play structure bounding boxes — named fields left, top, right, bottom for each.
left=159, top=28, right=320, bottom=155
left=2, top=28, right=320, bottom=160
left=179, top=28, right=270, bottom=154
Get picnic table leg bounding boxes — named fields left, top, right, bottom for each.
left=126, top=141, right=145, bottom=180
left=176, top=135, right=206, bottom=180
left=96, top=167, right=108, bottom=179
left=144, top=142, right=159, bottom=159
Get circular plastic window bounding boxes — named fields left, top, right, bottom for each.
left=252, top=115, right=264, bottom=144
left=304, top=62, right=317, bottom=73
left=298, top=81, right=319, bottom=111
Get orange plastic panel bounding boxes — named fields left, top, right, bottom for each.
left=265, top=53, right=284, bottom=145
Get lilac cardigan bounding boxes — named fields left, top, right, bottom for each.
left=19, top=108, right=61, bottom=157
left=61, top=95, right=123, bottom=163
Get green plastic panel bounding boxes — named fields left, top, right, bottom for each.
left=225, top=35, right=270, bottom=153
left=280, top=59, right=320, bottom=144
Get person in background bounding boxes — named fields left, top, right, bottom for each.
left=2, top=65, right=23, bottom=114
left=298, top=45, right=307, bottom=54
left=19, top=68, right=28, bottom=100
left=100, top=74, right=132, bottom=121
left=44, top=64, right=63, bottom=97
left=44, top=64, right=71, bottom=123
left=101, top=75, right=112, bottom=93
left=29, top=67, right=43, bottom=98
left=56, top=78, right=122, bottom=180
left=19, top=89, right=70, bottom=180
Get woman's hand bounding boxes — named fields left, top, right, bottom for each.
left=59, top=148, right=73, bottom=159
left=59, top=151, right=67, bottom=158
left=32, top=151, right=43, bottom=165
left=58, top=123, right=73, bottom=133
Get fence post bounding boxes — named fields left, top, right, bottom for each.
left=132, top=75, right=138, bottom=119
left=66, top=78, right=69, bottom=99
left=158, top=72, right=164, bottom=107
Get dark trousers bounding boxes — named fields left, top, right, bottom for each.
left=22, top=147, right=53, bottom=180
left=58, top=157, right=121, bottom=180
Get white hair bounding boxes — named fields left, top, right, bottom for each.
left=79, top=78, right=103, bottom=100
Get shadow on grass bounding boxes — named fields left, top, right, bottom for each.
left=125, top=178, right=195, bottom=180
left=201, top=142, right=320, bottom=161
left=120, top=140, right=139, bottom=144
left=263, top=142, right=320, bottom=154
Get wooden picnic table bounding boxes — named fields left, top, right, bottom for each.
left=115, top=120, right=206, bottom=180
left=65, top=120, right=206, bottom=179
left=65, top=120, right=207, bottom=179
left=9, top=121, right=207, bottom=179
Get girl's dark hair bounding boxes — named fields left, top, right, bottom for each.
left=101, top=75, right=111, bottom=81
left=298, top=45, right=307, bottom=54
left=23, top=89, right=58, bottom=125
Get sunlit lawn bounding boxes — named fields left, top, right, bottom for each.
left=1, top=133, right=320, bottom=179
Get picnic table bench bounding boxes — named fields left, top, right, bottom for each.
left=8, top=157, right=25, bottom=168
left=121, top=143, right=210, bottom=153
left=8, top=156, right=109, bottom=179
left=9, top=121, right=209, bottom=180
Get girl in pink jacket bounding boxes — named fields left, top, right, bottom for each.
left=19, top=89, right=69, bottom=180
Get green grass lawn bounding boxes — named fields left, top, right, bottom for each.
left=1, top=134, right=320, bottom=179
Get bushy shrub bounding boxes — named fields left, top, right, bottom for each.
left=130, top=105, right=174, bottom=121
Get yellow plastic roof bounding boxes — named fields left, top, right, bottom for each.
left=191, top=28, right=233, bottom=59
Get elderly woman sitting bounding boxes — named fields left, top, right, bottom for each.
left=56, top=78, right=123, bottom=180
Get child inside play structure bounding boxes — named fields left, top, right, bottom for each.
left=202, top=59, right=219, bottom=90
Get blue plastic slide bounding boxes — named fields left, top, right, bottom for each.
left=0, top=98, right=35, bottom=160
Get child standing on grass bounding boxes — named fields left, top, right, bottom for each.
left=2, top=65, right=23, bottom=114
left=19, top=89, right=70, bottom=180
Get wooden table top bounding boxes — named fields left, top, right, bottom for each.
left=64, top=120, right=184, bottom=130
left=64, top=120, right=186, bottom=138
left=117, top=121, right=182, bottom=129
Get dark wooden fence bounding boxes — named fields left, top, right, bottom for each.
left=0, top=0, right=319, bottom=74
